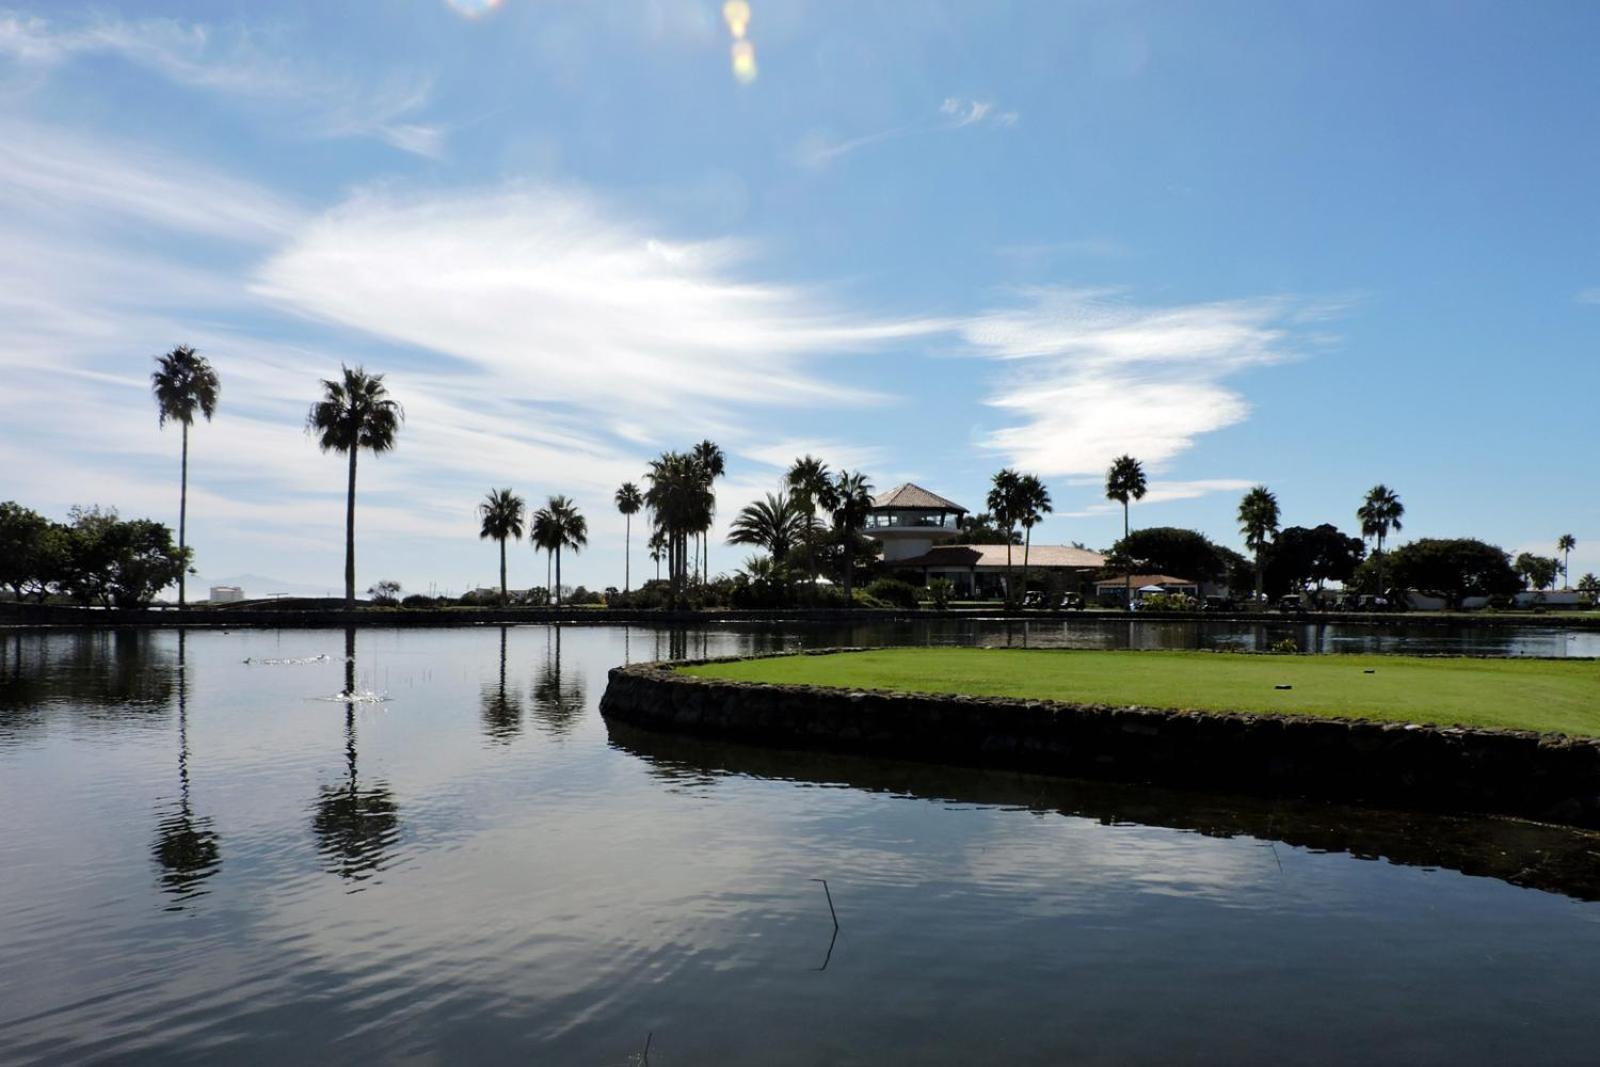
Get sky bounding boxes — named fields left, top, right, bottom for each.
left=1, top=0, right=1596, bottom=597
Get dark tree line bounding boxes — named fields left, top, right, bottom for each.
left=0, top=502, right=188, bottom=609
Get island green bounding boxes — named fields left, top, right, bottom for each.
left=681, top=649, right=1600, bottom=736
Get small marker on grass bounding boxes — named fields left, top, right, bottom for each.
left=1275, top=684, right=1293, bottom=690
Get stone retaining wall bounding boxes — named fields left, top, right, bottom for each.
left=599, top=650, right=1600, bottom=829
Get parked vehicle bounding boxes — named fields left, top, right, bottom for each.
left=1059, top=593, right=1086, bottom=610
left=1276, top=594, right=1305, bottom=613
left=1022, top=590, right=1045, bottom=609
left=1202, top=595, right=1237, bottom=612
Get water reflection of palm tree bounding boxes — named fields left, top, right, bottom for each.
left=311, top=629, right=399, bottom=884
left=153, top=631, right=220, bottom=905
left=480, top=626, right=524, bottom=743
left=530, top=626, right=586, bottom=736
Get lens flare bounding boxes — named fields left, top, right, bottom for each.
left=445, top=0, right=504, bottom=17
left=723, top=0, right=751, bottom=39
left=731, top=39, right=758, bottom=84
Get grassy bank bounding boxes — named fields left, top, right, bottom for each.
left=682, top=649, right=1600, bottom=736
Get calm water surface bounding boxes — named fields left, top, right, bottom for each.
left=2, top=623, right=1599, bottom=1065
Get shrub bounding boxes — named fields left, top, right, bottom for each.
left=1269, top=637, right=1300, bottom=654
left=400, top=594, right=439, bottom=609
left=927, top=577, right=954, bottom=610
left=864, top=577, right=919, bottom=609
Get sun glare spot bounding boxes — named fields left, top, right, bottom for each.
left=731, top=40, right=758, bottom=84
left=723, top=1, right=756, bottom=83
left=445, top=0, right=504, bottom=18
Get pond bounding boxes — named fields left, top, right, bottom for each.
left=2, top=623, right=1599, bottom=1064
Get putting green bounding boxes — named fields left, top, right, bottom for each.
left=680, top=648, right=1600, bottom=736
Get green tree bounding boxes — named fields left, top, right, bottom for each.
left=1105, top=455, right=1148, bottom=609
left=829, top=470, right=875, bottom=606
left=1576, top=573, right=1600, bottom=602
left=1386, top=538, right=1520, bottom=609
left=306, top=366, right=404, bottom=608
left=1016, top=474, right=1052, bottom=594
left=957, top=512, right=1022, bottom=545
left=726, top=491, right=810, bottom=564
left=1557, top=534, right=1576, bottom=588
left=60, top=506, right=188, bottom=609
left=150, top=346, right=220, bottom=608
left=478, top=488, right=525, bottom=603
left=786, top=455, right=833, bottom=591
left=1267, top=524, right=1366, bottom=596
left=1107, top=527, right=1228, bottom=586
left=540, top=496, right=587, bottom=608
left=0, top=502, right=55, bottom=601
left=1237, top=485, right=1281, bottom=603
left=614, top=482, right=644, bottom=593
left=691, top=440, right=725, bottom=585
left=1514, top=552, right=1559, bottom=593
left=986, top=469, right=1024, bottom=603
left=1357, top=484, right=1405, bottom=593
left=645, top=451, right=713, bottom=607
left=530, top=504, right=558, bottom=597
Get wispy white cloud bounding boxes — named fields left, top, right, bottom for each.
left=965, top=288, right=1328, bottom=476
left=0, top=11, right=444, bottom=156
left=253, top=185, right=945, bottom=426
left=799, top=95, right=1019, bottom=168
left=1056, top=478, right=1257, bottom=517
left=1576, top=287, right=1600, bottom=305
left=0, top=119, right=302, bottom=242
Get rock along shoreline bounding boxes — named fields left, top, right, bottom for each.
left=599, top=649, right=1600, bottom=829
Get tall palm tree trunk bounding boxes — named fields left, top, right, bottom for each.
left=499, top=538, right=507, bottom=601
left=344, top=448, right=358, bottom=609
left=1123, top=501, right=1132, bottom=611
left=178, top=422, right=189, bottom=609
left=1023, top=526, right=1032, bottom=602
left=624, top=514, right=631, bottom=593
left=555, top=545, right=562, bottom=608
left=1254, top=548, right=1264, bottom=603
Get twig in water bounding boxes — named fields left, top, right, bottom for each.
left=811, top=877, right=839, bottom=929
left=641, top=1031, right=652, bottom=1065
left=810, top=877, right=841, bottom=971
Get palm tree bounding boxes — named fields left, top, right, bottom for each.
left=830, top=470, right=874, bottom=606
left=542, top=496, right=587, bottom=608
left=1016, top=474, right=1052, bottom=597
left=648, top=527, right=666, bottom=583
left=1558, top=534, right=1576, bottom=589
left=727, top=491, right=809, bottom=563
left=646, top=451, right=713, bottom=607
left=786, top=455, right=833, bottom=590
left=691, top=440, right=725, bottom=586
left=306, top=366, right=403, bottom=608
left=478, top=488, right=525, bottom=603
left=530, top=505, right=558, bottom=601
left=615, top=482, right=644, bottom=592
left=1105, top=455, right=1148, bottom=610
left=150, top=346, right=220, bottom=609
left=986, top=469, right=1024, bottom=604
left=1237, top=485, right=1281, bottom=603
left=1357, top=484, right=1404, bottom=594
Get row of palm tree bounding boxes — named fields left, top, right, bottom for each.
left=476, top=490, right=588, bottom=606
left=150, top=347, right=1581, bottom=609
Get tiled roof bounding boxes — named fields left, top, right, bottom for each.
left=1092, top=574, right=1197, bottom=587
left=870, top=483, right=968, bottom=513
left=890, top=544, right=1106, bottom=570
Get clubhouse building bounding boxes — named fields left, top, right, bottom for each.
left=867, top=483, right=1106, bottom=598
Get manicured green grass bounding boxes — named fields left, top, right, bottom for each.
left=681, top=648, right=1600, bottom=736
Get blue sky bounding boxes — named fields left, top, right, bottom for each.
left=2, top=0, right=1596, bottom=596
